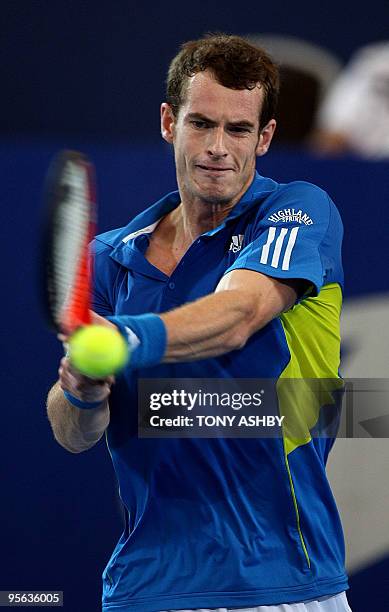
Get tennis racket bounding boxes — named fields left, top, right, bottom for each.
left=41, top=150, right=96, bottom=337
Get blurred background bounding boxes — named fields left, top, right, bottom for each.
left=1, top=1, right=389, bottom=610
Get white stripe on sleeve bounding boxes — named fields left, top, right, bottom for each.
left=271, top=227, right=288, bottom=268
left=260, top=227, right=276, bottom=264
left=282, top=226, right=299, bottom=270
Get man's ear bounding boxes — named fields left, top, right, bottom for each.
left=161, top=103, right=175, bottom=144
left=256, top=119, right=277, bottom=157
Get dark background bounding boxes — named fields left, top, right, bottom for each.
left=2, top=0, right=389, bottom=141
left=1, top=2, right=389, bottom=611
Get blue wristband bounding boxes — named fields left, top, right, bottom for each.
left=63, top=390, right=104, bottom=410
left=107, top=313, right=167, bottom=369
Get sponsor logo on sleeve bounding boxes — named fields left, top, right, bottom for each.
left=268, top=208, right=313, bottom=225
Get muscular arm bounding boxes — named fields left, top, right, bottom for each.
left=160, top=269, right=301, bottom=361
left=47, top=269, right=301, bottom=452
left=47, top=358, right=111, bottom=454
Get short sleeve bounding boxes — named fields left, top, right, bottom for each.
left=225, top=182, right=343, bottom=296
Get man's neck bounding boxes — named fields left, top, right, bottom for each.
left=146, top=173, right=255, bottom=271
left=169, top=198, right=234, bottom=243
left=171, top=169, right=256, bottom=241
left=147, top=198, right=234, bottom=274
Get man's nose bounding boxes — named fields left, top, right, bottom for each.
left=207, top=126, right=228, bottom=157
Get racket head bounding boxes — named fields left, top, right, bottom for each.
left=41, top=150, right=96, bottom=336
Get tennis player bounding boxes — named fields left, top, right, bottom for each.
left=47, top=34, right=352, bottom=612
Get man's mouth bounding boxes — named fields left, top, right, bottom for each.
left=196, top=165, right=233, bottom=172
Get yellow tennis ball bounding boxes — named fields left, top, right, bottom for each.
left=68, top=325, right=129, bottom=378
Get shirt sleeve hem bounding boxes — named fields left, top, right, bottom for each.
left=223, top=263, right=321, bottom=297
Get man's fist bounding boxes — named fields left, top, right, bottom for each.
left=58, top=356, right=114, bottom=404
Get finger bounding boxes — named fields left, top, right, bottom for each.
left=58, top=354, right=114, bottom=399
left=64, top=357, right=114, bottom=384
left=58, top=355, right=70, bottom=378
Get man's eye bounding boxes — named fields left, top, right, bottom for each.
left=191, top=120, right=208, bottom=129
left=229, top=126, right=250, bottom=134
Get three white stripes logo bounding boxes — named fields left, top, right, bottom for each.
left=260, top=226, right=299, bottom=270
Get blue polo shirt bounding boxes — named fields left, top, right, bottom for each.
left=93, top=172, right=348, bottom=611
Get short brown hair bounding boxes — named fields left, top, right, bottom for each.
left=166, top=33, right=279, bottom=130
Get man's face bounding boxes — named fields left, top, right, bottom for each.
left=161, top=70, right=276, bottom=207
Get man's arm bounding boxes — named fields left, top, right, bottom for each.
left=160, top=269, right=301, bottom=361
left=47, top=268, right=301, bottom=452
left=102, top=269, right=303, bottom=365
left=47, top=357, right=111, bottom=454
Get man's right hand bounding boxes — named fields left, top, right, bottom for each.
left=58, top=356, right=114, bottom=405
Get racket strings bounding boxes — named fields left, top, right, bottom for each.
left=49, top=157, right=95, bottom=334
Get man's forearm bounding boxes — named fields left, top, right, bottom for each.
left=159, top=273, right=298, bottom=362
left=47, top=382, right=110, bottom=453
left=160, top=289, right=257, bottom=361
left=99, top=271, right=298, bottom=366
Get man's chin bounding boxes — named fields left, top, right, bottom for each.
left=195, top=184, right=235, bottom=205
left=182, top=176, right=240, bottom=206
left=198, top=192, right=233, bottom=206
